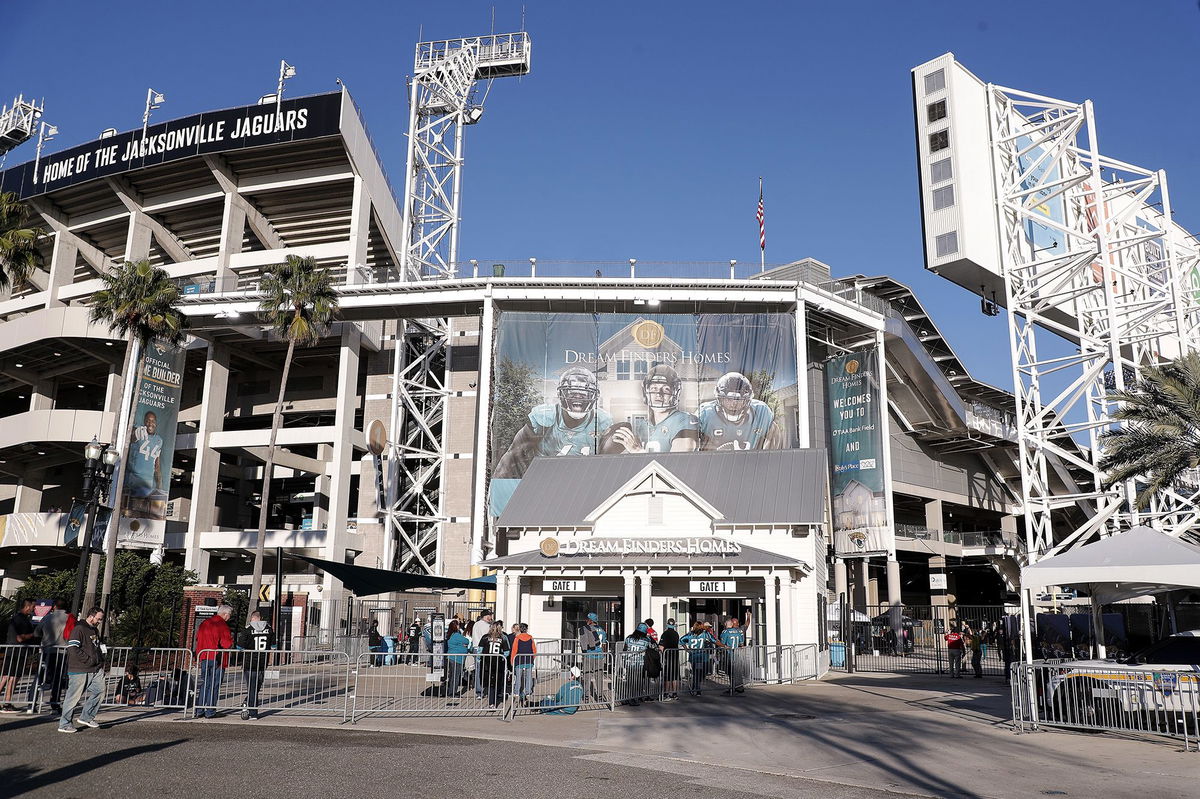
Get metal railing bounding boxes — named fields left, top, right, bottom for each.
left=193, top=649, right=351, bottom=720
left=1012, top=661, right=1199, bottom=750
left=350, top=651, right=508, bottom=720
left=100, top=647, right=194, bottom=710
left=0, top=644, right=42, bottom=712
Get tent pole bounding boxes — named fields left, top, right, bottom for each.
left=1090, top=592, right=1106, bottom=659
left=1019, top=586, right=1038, bottom=725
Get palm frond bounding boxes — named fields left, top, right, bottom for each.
left=258, top=254, right=341, bottom=347
left=0, top=191, right=46, bottom=290
left=86, top=259, right=188, bottom=348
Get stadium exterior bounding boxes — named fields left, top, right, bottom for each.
left=0, top=89, right=1029, bottom=642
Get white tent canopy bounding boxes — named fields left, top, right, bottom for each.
left=1021, top=525, right=1200, bottom=604
left=826, top=605, right=870, bottom=623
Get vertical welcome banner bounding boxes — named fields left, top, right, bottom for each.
left=826, top=348, right=889, bottom=556
left=119, top=342, right=185, bottom=547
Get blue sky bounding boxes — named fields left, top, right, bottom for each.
left=3, top=1, right=1198, bottom=391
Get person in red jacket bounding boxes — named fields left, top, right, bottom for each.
left=194, top=605, right=233, bottom=718
left=944, top=624, right=965, bottom=679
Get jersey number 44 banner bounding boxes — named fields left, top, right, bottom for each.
left=119, top=341, right=186, bottom=548
left=487, top=311, right=798, bottom=517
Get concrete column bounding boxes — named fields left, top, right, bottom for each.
left=322, top=327, right=361, bottom=609
left=764, top=574, right=779, bottom=647
left=123, top=213, right=152, bottom=262
left=14, top=471, right=45, bottom=512
left=638, top=572, right=652, bottom=626
left=44, top=235, right=78, bottom=308
left=834, top=559, right=848, bottom=601
left=186, top=343, right=230, bottom=579
left=345, top=176, right=370, bottom=285
left=216, top=193, right=245, bottom=285
left=505, top=575, right=520, bottom=625
left=29, top=380, right=53, bottom=412
left=623, top=573, right=636, bottom=639
left=886, top=557, right=902, bottom=607
left=867, top=562, right=880, bottom=607
left=794, top=295, right=811, bottom=448
left=311, top=443, right=333, bottom=529
left=778, top=571, right=793, bottom=645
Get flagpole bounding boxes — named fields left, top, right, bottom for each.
left=758, top=177, right=766, bottom=272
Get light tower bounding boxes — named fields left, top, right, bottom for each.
left=385, top=32, right=531, bottom=575
left=0, top=95, right=43, bottom=158
left=911, top=54, right=1200, bottom=564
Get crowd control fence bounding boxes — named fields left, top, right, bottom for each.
left=13, top=640, right=823, bottom=723
left=192, top=649, right=351, bottom=720
left=350, top=651, right=509, bottom=720
left=1011, top=661, right=1199, bottom=751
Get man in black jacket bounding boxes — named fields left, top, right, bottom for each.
left=58, top=607, right=106, bottom=733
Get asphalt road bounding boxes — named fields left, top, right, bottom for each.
left=0, top=715, right=925, bottom=799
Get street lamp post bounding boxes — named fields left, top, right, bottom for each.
left=70, top=438, right=120, bottom=616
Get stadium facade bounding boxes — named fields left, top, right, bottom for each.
left=0, top=89, right=1028, bottom=644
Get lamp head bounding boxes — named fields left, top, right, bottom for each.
left=101, top=446, right=121, bottom=469
left=83, top=437, right=103, bottom=462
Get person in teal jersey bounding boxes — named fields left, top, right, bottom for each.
left=619, top=624, right=656, bottom=705
left=698, top=372, right=784, bottom=451
left=444, top=621, right=472, bottom=697
left=678, top=621, right=720, bottom=696
left=493, top=368, right=612, bottom=479
left=127, top=410, right=164, bottom=496
left=720, top=617, right=748, bottom=693
left=539, top=666, right=584, bottom=715
left=605, top=364, right=698, bottom=453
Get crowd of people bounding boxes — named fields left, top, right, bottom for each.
left=373, top=610, right=755, bottom=713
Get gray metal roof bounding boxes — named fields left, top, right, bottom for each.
left=496, top=449, right=827, bottom=528
left=483, top=543, right=804, bottom=568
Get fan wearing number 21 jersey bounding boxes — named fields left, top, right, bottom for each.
left=492, top=368, right=613, bottom=480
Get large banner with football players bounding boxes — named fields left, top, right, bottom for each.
left=487, top=312, right=798, bottom=517
left=826, top=348, right=890, bottom=557
left=118, top=341, right=185, bottom=548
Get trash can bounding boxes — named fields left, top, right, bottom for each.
left=492, top=263, right=506, bottom=277
left=830, top=642, right=846, bottom=668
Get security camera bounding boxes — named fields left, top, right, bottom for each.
left=468, top=381, right=477, bottom=388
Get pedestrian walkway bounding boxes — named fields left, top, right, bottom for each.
left=74, top=670, right=1196, bottom=799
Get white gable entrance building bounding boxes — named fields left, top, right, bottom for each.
left=483, top=450, right=828, bottom=656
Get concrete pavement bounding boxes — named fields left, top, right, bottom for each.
left=8, top=673, right=1198, bottom=798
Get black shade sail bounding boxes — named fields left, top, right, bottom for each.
left=295, top=555, right=496, bottom=597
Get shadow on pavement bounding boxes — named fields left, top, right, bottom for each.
left=4, top=739, right=189, bottom=798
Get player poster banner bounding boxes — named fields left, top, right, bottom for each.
left=826, top=348, right=889, bottom=556
left=487, top=311, right=798, bottom=517
left=119, top=342, right=185, bottom=548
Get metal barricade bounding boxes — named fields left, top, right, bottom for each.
left=792, top=644, right=820, bottom=680
left=0, top=644, right=43, bottom=713
left=351, top=651, right=508, bottom=720
left=533, top=638, right=581, bottom=655
left=613, top=647, right=661, bottom=705
left=100, top=647, right=194, bottom=711
left=1012, top=661, right=1199, bottom=750
left=508, top=651, right=612, bottom=715
left=192, top=649, right=351, bottom=720
left=661, top=647, right=727, bottom=699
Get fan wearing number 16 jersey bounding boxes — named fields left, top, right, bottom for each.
left=127, top=410, right=164, bottom=497
left=493, top=368, right=613, bottom=480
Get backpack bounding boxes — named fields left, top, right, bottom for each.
left=643, top=645, right=662, bottom=678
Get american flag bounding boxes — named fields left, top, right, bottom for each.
left=756, top=179, right=765, bottom=251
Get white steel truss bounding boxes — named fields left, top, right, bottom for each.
left=0, top=95, right=42, bottom=158
left=386, top=33, right=531, bottom=574
left=988, top=84, right=1200, bottom=561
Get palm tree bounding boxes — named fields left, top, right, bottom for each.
left=1099, top=352, right=1200, bottom=510
left=0, top=191, right=43, bottom=290
left=87, top=259, right=187, bottom=612
left=250, top=255, right=339, bottom=607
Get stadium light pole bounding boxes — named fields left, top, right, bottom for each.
left=142, top=89, right=165, bottom=139
left=277, top=60, right=297, bottom=106
left=31, top=120, right=57, bottom=184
